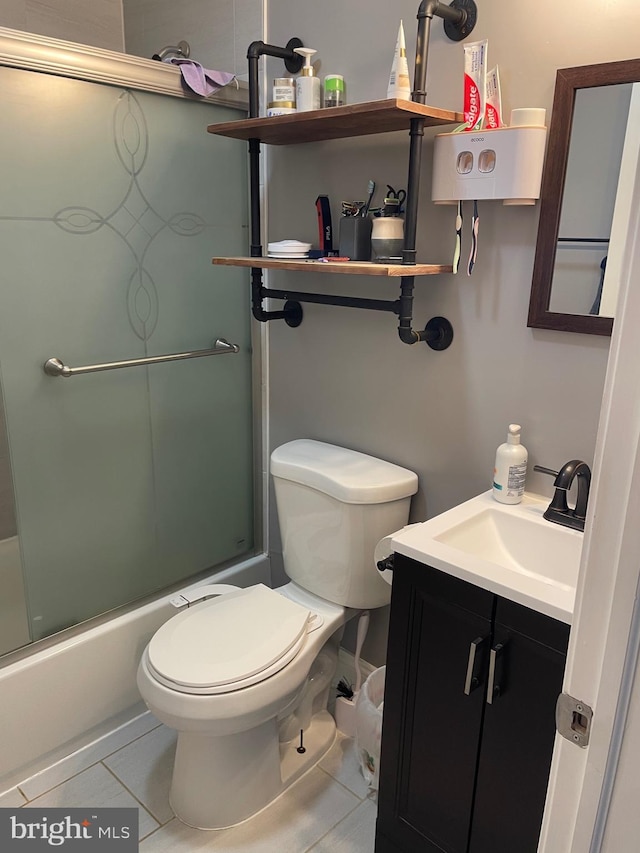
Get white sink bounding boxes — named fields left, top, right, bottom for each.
left=391, top=491, right=583, bottom=623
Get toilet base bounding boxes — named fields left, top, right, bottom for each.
left=170, top=710, right=337, bottom=830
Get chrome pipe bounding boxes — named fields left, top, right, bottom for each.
left=43, top=338, right=239, bottom=378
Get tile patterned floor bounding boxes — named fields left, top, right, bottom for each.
left=0, top=712, right=377, bottom=851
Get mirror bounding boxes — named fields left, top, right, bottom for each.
left=528, top=59, right=640, bottom=335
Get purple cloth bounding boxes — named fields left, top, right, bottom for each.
left=167, top=58, right=236, bottom=97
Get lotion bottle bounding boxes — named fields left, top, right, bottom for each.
left=294, top=48, right=321, bottom=112
left=493, top=424, right=528, bottom=504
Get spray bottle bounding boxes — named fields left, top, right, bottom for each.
left=294, top=48, right=321, bottom=112
left=493, top=424, right=528, bottom=504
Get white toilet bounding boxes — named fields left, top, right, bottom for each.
left=137, top=439, right=417, bottom=830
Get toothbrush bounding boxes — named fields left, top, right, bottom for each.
left=453, top=199, right=463, bottom=274
left=362, top=180, right=375, bottom=217
left=467, top=199, right=479, bottom=275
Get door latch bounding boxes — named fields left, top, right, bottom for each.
left=556, top=693, right=593, bottom=748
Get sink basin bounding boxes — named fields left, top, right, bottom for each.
left=434, top=505, right=580, bottom=590
left=391, top=491, right=583, bottom=623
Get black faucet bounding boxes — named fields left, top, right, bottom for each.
left=533, top=460, right=592, bottom=532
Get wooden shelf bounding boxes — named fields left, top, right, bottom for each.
left=212, top=256, right=452, bottom=277
left=207, top=98, right=463, bottom=145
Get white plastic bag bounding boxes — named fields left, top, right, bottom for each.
left=355, top=666, right=386, bottom=791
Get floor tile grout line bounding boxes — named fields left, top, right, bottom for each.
left=13, top=757, right=376, bottom=850
left=13, top=723, right=373, bottom=846
left=304, top=797, right=370, bottom=852
left=4, top=790, right=28, bottom=807
left=100, top=761, right=170, bottom=829
left=139, top=819, right=169, bottom=842
left=14, top=719, right=164, bottom=803
left=17, top=756, right=161, bottom=826
left=90, top=721, right=164, bottom=765
left=317, top=763, right=369, bottom=802
left=18, top=761, right=106, bottom=805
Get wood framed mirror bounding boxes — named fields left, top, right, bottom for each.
left=528, top=58, right=640, bottom=336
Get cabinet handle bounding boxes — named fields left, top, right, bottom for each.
left=463, top=636, right=489, bottom=695
left=487, top=642, right=506, bottom=704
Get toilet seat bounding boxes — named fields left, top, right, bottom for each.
left=147, top=585, right=312, bottom=696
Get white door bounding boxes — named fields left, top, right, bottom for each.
left=539, top=110, right=640, bottom=852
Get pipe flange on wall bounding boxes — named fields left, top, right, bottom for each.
left=283, top=300, right=303, bottom=328
left=284, top=39, right=304, bottom=73
left=424, top=317, right=454, bottom=350
left=444, top=0, right=478, bottom=41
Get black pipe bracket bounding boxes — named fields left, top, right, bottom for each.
left=283, top=301, right=303, bottom=327
left=424, top=317, right=454, bottom=350
left=418, top=0, right=478, bottom=41
left=444, top=0, right=478, bottom=41
left=283, top=38, right=304, bottom=73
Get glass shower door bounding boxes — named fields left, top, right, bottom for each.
left=0, top=66, right=253, bottom=643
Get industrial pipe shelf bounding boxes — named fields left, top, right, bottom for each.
left=212, top=257, right=453, bottom=277
left=208, top=0, right=477, bottom=347
left=206, top=99, right=463, bottom=145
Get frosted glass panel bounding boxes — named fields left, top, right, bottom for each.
left=0, top=67, right=252, bottom=641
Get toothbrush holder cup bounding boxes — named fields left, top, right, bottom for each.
left=371, top=216, right=404, bottom=261
left=339, top=216, right=373, bottom=261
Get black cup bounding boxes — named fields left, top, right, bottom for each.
left=339, top=217, right=372, bottom=261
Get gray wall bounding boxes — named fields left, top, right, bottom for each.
left=123, top=0, right=262, bottom=80
left=265, top=0, right=637, bottom=664
left=0, top=0, right=125, bottom=51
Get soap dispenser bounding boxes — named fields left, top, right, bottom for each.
left=493, top=424, right=528, bottom=504
left=294, top=47, right=321, bottom=112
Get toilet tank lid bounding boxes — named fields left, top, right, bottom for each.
left=271, top=440, right=418, bottom=504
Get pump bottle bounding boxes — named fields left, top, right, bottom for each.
left=492, top=424, right=528, bottom=504
left=294, top=47, right=321, bottom=112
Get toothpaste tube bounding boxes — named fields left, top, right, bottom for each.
left=463, top=39, right=487, bottom=131
left=484, top=65, right=503, bottom=128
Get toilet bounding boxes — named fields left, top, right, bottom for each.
left=137, top=439, right=417, bottom=830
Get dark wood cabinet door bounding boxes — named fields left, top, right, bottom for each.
left=468, top=598, right=570, bottom=853
left=377, top=557, right=494, bottom=853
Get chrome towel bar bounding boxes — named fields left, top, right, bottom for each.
left=43, top=338, right=239, bottom=378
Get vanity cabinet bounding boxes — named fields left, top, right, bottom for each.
left=376, top=554, right=569, bottom=853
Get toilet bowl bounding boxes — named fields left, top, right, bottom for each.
left=138, top=582, right=348, bottom=829
left=137, top=440, right=418, bottom=830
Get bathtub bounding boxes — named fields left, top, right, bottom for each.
left=0, top=554, right=270, bottom=792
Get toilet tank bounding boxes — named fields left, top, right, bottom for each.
left=271, top=440, right=418, bottom=609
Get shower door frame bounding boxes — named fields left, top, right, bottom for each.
left=0, top=26, right=249, bottom=107
left=0, top=25, right=268, bottom=645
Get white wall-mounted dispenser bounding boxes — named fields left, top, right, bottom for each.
left=431, top=124, right=548, bottom=206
